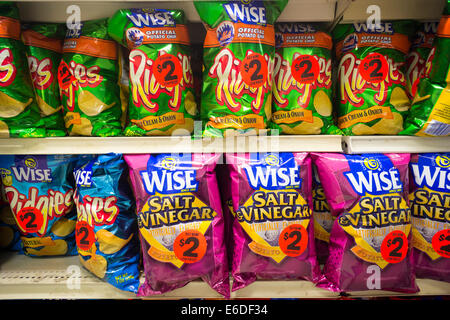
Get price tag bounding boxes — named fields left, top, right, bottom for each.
left=358, top=52, right=388, bottom=83
left=173, top=229, right=207, bottom=264
left=291, top=55, right=319, bottom=84
left=432, top=229, right=450, bottom=258
left=240, top=53, right=268, bottom=88
left=76, top=221, right=95, bottom=251
left=57, top=60, right=75, bottom=90
left=17, top=207, right=43, bottom=234
left=153, top=53, right=182, bottom=87
left=381, top=230, right=408, bottom=263
left=278, top=224, right=308, bottom=257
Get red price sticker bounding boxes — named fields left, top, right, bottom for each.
left=76, top=221, right=95, bottom=251
left=153, top=53, right=182, bottom=87
left=358, top=53, right=388, bottom=83
left=278, top=224, right=308, bottom=257
left=240, top=53, right=268, bottom=88
left=17, top=207, right=43, bottom=233
left=432, top=229, right=450, bottom=258
left=291, top=55, right=319, bottom=84
left=57, top=60, right=75, bottom=90
left=381, top=230, right=408, bottom=263
left=173, top=229, right=207, bottom=264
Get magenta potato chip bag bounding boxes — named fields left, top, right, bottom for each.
left=124, top=153, right=229, bottom=297
left=311, top=153, right=418, bottom=293
left=225, top=152, right=320, bottom=291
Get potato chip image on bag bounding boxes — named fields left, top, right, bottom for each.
left=73, top=153, right=140, bottom=293
left=194, top=0, right=288, bottom=137
left=124, top=153, right=229, bottom=297
left=0, top=3, right=45, bottom=138
left=334, top=21, right=416, bottom=135
left=409, top=153, right=450, bottom=283
left=0, top=154, right=77, bottom=257
left=272, top=23, right=341, bottom=135
left=311, top=153, right=417, bottom=293
left=0, top=182, right=21, bottom=251
left=225, top=152, right=321, bottom=291
left=60, top=19, right=124, bottom=136
left=108, top=9, right=197, bottom=136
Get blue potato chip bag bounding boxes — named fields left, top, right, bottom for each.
left=0, top=183, right=22, bottom=251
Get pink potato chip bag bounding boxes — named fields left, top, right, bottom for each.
left=311, top=153, right=418, bottom=293
left=124, top=153, right=229, bottom=297
left=225, top=152, right=321, bottom=291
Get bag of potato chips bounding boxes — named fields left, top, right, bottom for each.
left=312, top=153, right=418, bottom=293
left=409, top=153, right=450, bottom=283
left=124, top=153, right=229, bottom=297
left=0, top=2, right=45, bottom=138
left=74, top=153, right=140, bottom=293
left=194, top=0, right=288, bottom=137
left=0, top=183, right=21, bottom=251
left=22, top=23, right=66, bottom=137
left=333, top=21, right=416, bottom=135
left=60, top=19, right=124, bottom=136
left=108, top=9, right=197, bottom=136
left=0, top=155, right=77, bottom=257
left=272, top=23, right=341, bottom=135
left=226, top=152, right=320, bottom=291
left=401, top=2, right=450, bottom=137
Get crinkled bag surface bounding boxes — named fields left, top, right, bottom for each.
left=0, top=182, right=21, bottom=251
left=226, top=152, right=320, bottom=291
left=124, top=153, right=229, bottom=297
left=311, top=153, right=418, bottom=293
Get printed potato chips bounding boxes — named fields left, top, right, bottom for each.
left=0, top=155, right=77, bottom=257
left=334, top=21, right=416, bottom=135
left=108, top=9, right=197, bottom=136
left=73, top=153, right=140, bottom=293
left=0, top=3, right=45, bottom=138
left=195, top=0, right=288, bottom=137
left=272, top=23, right=340, bottom=135
left=22, top=23, right=66, bottom=137
left=312, top=153, right=417, bottom=293
left=124, top=153, right=229, bottom=297
left=226, top=152, right=320, bottom=291
left=60, top=19, right=124, bottom=136
left=409, top=153, right=450, bottom=283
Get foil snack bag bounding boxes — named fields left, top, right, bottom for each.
left=333, top=21, right=416, bottom=135
left=409, top=153, right=450, bottom=283
left=74, top=153, right=140, bottom=293
left=312, top=153, right=418, bottom=293
left=272, top=23, right=340, bottom=135
left=0, top=2, right=45, bottom=138
left=195, top=0, right=288, bottom=137
left=0, top=182, right=21, bottom=251
left=226, top=152, right=320, bottom=291
left=60, top=19, right=124, bottom=136
left=108, top=9, right=197, bottom=136
left=22, top=23, right=66, bottom=137
left=0, top=155, right=77, bottom=257
left=124, top=153, right=229, bottom=297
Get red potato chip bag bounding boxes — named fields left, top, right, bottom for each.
left=311, top=153, right=418, bottom=293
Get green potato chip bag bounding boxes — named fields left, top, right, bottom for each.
left=272, top=23, right=341, bottom=135
left=333, top=20, right=416, bottom=136
left=401, top=2, right=450, bottom=137
left=194, top=0, right=288, bottom=137
left=60, top=19, right=124, bottom=136
left=22, top=23, right=67, bottom=137
left=0, top=2, right=45, bottom=138
left=108, top=8, right=197, bottom=136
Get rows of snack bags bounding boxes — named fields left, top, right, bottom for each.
left=0, top=0, right=449, bottom=138
left=0, top=151, right=448, bottom=297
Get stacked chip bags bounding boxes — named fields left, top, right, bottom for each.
left=194, top=0, right=288, bottom=137
left=108, top=9, right=197, bottom=136
left=272, top=23, right=341, bottom=135
left=60, top=19, right=124, bottom=136
left=225, top=152, right=320, bottom=291
left=0, top=2, right=45, bottom=138
left=0, top=155, right=77, bottom=256
left=124, top=153, right=229, bottom=297
left=22, top=23, right=66, bottom=137
left=402, top=2, right=450, bottom=137
left=312, top=153, right=417, bottom=293
left=333, top=21, right=416, bottom=135
left=73, top=153, right=140, bottom=293
left=409, top=153, right=450, bottom=283
left=0, top=182, right=21, bottom=251
left=405, top=22, right=438, bottom=99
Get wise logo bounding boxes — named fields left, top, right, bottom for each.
left=353, top=22, right=395, bottom=35
left=411, top=154, right=450, bottom=193
left=74, top=162, right=93, bottom=188
left=10, top=156, right=52, bottom=183
left=223, top=0, right=267, bottom=25
left=126, top=9, right=175, bottom=28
